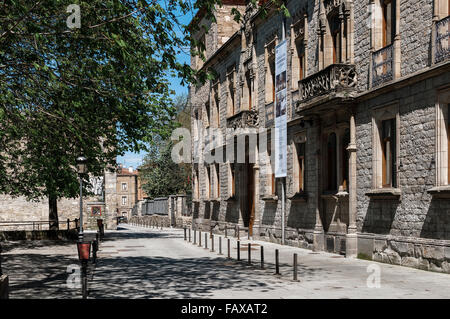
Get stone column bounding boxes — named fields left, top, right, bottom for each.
left=346, top=113, right=358, bottom=257
left=313, top=120, right=324, bottom=251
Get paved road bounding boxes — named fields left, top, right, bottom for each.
left=3, top=224, right=450, bottom=298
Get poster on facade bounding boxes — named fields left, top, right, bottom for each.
left=274, top=39, right=287, bottom=178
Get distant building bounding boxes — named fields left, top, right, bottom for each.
left=116, top=165, right=138, bottom=219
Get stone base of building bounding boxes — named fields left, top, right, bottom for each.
left=357, top=233, right=450, bottom=274
left=0, top=275, right=9, bottom=299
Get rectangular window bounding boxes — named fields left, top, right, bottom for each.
left=215, top=163, right=220, bottom=198
left=297, top=142, right=305, bottom=192
left=122, top=196, right=127, bottom=206
left=381, top=118, right=397, bottom=188
left=205, top=102, right=210, bottom=127
left=382, top=0, right=395, bottom=47
left=121, top=182, right=127, bottom=191
left=206, top=166, right=211, bottom=199
left=228, top=72, right=235, bottom=116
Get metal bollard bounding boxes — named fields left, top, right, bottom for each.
left=211, top=234, right=215, bottom=252
left=218, top=237, right=222, bottom=255
left=204, top=233, right=208, bottom=249
left=248, top=243, right=251, bottom=265
left=184, top=227, right=187, bottom=241
left=67, top=218, right=70, bottom=230
left=237, top=225, right=240, bottom=240
left=261, top=246, right=264, bottom=269
left=227, top=238, right=231, bottom=259
left=293, top=253, right=298, bottom=281
left=198, top=231, right=202, bottom=247
left=193, top=229, right=197, bottom=244
left=275, top=249, right=280, bottom=275
left=237, top=241, right=240, bottom=261
left=92, top=240, right=98, bottom=264
left=225, top=227, right=227, bottom=238
left=188, top=228, right=191, bottom=242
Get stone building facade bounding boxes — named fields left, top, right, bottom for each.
left=190, top=0, right=450, bottom=273
left=116, top=166, right=139, bottom=220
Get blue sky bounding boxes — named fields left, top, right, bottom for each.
left=117, top=8, right=194, bottom=169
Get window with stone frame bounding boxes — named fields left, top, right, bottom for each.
left=211, top=80, right=220, bottom=127
left=371, top=104, right=400, bottom=189
left=121, top=182, right=127, bottom=191
left=242, top=67, right=253, bottom=110
left=205, top=165, right=212, bottom=199
left=371, top=0, right=397, bottom=50
left=121, top=196, right=127, bottom=206
left=435, top=90, right=450, bottom=186
left=196, top=33, right=206, bottom=70
left=319, top=0, right=351, bottom=69
left=291, top=11, right=307, bottom=91
left=214, top=163, right=220, bottom=199
left=293, top=133, right=307, bottom=193
left=227, top=66, right=236, bottom=117
left=265, top=35, right=277, bottom=104
left=193, top=167, right=200, bottom=200
left=204, top=101, right=211, bottom=127
left=267, top=135, right=276, bottom=196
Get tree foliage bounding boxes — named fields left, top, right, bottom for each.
left=139, top=94, right=191, bottom=198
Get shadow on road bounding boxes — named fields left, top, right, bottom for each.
left=89, top=255, right=291, bottom=299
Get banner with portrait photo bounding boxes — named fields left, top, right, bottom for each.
left=274, top=39, right=287, bottom=178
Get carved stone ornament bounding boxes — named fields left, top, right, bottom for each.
left=227, top=110, right=259, bottom=129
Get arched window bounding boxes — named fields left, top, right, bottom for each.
left=327, top=133, right=337, bottom=191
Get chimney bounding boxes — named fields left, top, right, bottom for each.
left=129, top=166, right=133, bottom=173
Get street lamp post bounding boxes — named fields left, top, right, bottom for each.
left=77, top=241, right=91, bottom=299
left=76, top=156, right=87, bottom=241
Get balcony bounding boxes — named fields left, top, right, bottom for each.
left=372, top=44, right=394, bottom=88
left=226, top=109, right=259, bottom=129
left=296, top=63, right=357, bottom=111
left=435, top=15, right=450, bottom=64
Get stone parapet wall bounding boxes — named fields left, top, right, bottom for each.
left=129, top=215, right=192, bottom=229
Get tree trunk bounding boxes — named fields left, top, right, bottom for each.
left=49, top=196, right=59, bottom=230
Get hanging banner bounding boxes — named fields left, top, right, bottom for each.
left=274, top=39, right=287, bottom=177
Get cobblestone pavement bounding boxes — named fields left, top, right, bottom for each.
left=3, top=224, right=450, bottom=298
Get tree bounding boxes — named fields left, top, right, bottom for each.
left=139, top=140, right=191, bottom=198
left=139, top=94, right=191, bottom=198
left=0, top=0, right=287, bottom=229
left=0, top=0, right=195, bottom=228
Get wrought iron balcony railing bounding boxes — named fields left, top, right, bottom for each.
left=372, top=44, right=394, bottom=87
left=298, top=63, right=357, bottom=103
left=226, top=109, right=259, bottom=129
left=436, top=15, right=450, bottom=64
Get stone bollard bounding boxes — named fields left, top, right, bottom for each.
left=293, top=253, right=298, bottom=281
left=275, top=249, right=280, bottom=275
left=261, top=246, right=264, bottom=269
